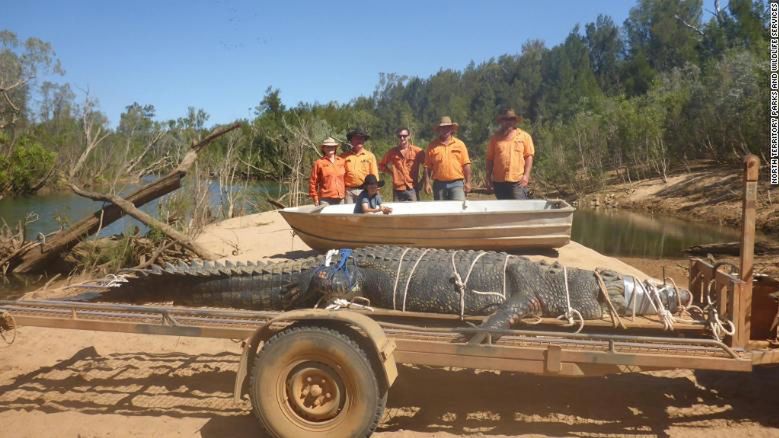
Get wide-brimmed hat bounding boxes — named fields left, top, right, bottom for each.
left=346, top=127, right=371, bottom=141
left=360, top=174, right=384, bottom=189
left=435, top=116, right=459, bottom=130
left=320, top=137, right=339, bottom=150
left=497, top=108, right=522, bottom=123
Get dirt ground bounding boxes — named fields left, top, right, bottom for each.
left=2, top=326, right=778, bottom=438
left=2, top=209, right=779, bottom=437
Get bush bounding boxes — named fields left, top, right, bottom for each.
left=0, top=137, right=56, bottom=195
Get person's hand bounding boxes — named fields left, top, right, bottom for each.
left=314, top=199, right=320, bottom=206
left=485, top=180, right=494, bottom=194
left=382, top=206, right=393, bottom=215
left=464, top=181, right=471, bottom=193
left=519, top=175, right=530, bottom=187
left=424, top=183, right=432, bottom=195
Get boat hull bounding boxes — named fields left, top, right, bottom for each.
left=279, top=199, right=574, bottom=251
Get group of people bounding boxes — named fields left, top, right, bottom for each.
left=308, top=108, right=534, bottom=214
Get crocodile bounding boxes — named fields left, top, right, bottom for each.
left=95, top=246, right=691, bottom=331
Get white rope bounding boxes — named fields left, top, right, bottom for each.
left=450, top=251, right=487, bottom=319
left=470, top=290, right=507, bottom=299
left=325, top=297, right=374, bottom=312
left=401, top=249, right=430, bottom=311
left=502, top=254, right=512, bottom=300
left=703, top=280, right=737, bottom=341
left=391, top=247, right=412, bottom=310
left=709, top=310, right=736, bottom=341
left=643, top=282, right=675, bottom=331
left=324, top=249, right=338, bottom=267
left=556, top=265, right=584, bottom=333
left=666, top=276, right=704, bottom=323
left=103, top=274, right=130, bottom=288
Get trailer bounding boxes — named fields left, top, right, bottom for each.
left=1, top=155, right=777, bottom=437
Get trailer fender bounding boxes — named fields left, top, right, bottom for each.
left=234, top=309, right=397, bottom=402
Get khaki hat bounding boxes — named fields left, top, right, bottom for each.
left=320, top=137, right=339, bottom=150
left=435, top=116, right=459, bottom=130
left=497, top=108, right=522, bottom=123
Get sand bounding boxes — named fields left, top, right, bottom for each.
left=2, top=210, right=778, bottom=437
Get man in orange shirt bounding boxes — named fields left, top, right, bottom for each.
left=486, top=108, right=535, bottom=200
left=424, top=116, right=471, bottom=201
left=341, top=127, right=379, bottom=204
left=309, top=137, right=345, bottom=205
left=379, top=127, right=425, bottom=202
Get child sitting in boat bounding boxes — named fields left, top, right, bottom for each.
left=354, top=174, right=393, bottom=214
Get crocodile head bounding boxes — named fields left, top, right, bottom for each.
left=307, top=265, right=364, bottom=304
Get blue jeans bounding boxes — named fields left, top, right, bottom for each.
left=393, top=189, right=418, bottom=202
left=319, top=198, right=343, bottom=206
left=493, top=182, right=529, bottom=200
left=432, top=180, right=465, bottom=201
left=344, top=188, right=363, bottom=204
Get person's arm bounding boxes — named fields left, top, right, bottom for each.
left=463, top=163, right=472, bottom=193
left=361, top=201, right=392, bottom=214
left=360, top=200, right=378, bottom=213
left=485, top=138, right=494, bottom=191
left=416, top=151, right=426, bottom=191
left=460, top=141, right=472, bottom=193
left=378, top=151, right=391, bottom=174
left=423, top=147, right=433, bottom=194
left=309, top=162, right=320, bottom=205
left=520, top=156, right=533, bottom=187
left=485, top=160, right=493, bottom=192
left=370, top=154, right=379, bottom=178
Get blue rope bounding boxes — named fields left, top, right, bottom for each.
left=335, top=248, right=352, bottom=270
left=322, top=248, right=355, bottom=289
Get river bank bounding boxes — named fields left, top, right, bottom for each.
left=576, top=162, right=779, bottom=238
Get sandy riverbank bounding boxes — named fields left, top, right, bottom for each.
left=578, top=163, right=779, bottom=238
left=2, top=209, right=778, bottom=437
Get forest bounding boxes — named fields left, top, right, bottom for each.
left=0, top=0, right=770, bottom=205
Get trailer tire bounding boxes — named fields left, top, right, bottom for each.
left=249, top=325, right=386, bottom=438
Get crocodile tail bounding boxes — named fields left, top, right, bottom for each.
left=95, top=256, right=324, bottom=310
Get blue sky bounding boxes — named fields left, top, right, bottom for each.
left=3, top=0, right=718, bottom=127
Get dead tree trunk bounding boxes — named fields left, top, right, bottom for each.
left=3, top=123, right=240, bottom=274
left=69, top=183, right=218, bottom=260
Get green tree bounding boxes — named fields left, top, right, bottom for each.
left=585, top=15, right=624, bottom=94
left=0, top=30, right=63, bottom=145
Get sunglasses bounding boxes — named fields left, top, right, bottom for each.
left=398, top=134, right=409, bottom=138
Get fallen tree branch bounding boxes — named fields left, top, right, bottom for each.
left=134, top=239, right=176, bottom=269
left=266, top=197, right=287, bottom=209
left=69, top=183, right=218, bottom=260
left=5, top=123, right=240, bottom=274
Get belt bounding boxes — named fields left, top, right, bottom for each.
left=434, top=179, right=463, bottom=184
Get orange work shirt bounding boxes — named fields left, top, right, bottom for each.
left=379, top=145, right=424, bottom=191
left=424, top=137, right=471, bottom=181
left=309, top=156, right=345, bottom=203
left=341, top=148, right=378, bottom=188
left=486, top=128, right=535, bottom=183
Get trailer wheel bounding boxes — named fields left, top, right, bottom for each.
left=249, top=325, right=386, bottom=438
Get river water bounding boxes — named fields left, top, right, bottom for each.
left=0, top=179, right=285, bottom=239
left=0, top=186, right=759, bottom=298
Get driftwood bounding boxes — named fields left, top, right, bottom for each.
left=265, top=197, right=287, bottom=210
left=684, top=241, right=779, bottom=256
left=3, top=123, right=240, bottom=274
left=69, top=182, right=218, bottom=260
